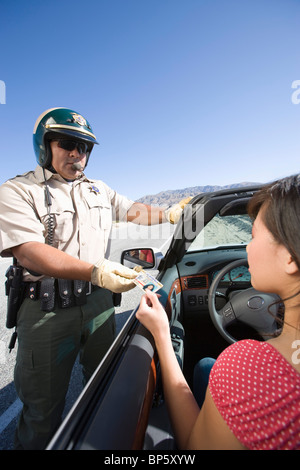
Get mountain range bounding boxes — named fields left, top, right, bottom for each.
left=137, top=182, right=260, bottom=205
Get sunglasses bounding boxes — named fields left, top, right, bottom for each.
left=56, top=140, right=91, bottom=155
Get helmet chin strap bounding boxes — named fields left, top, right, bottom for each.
left=46, top=165, right=57, bottom=173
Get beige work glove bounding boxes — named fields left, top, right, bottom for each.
left=91, top=259, right=139, bottom=293
left=164, top=197, right=193, bottom=224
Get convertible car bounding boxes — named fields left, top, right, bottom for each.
left=47, top=185, right=282, bottom=450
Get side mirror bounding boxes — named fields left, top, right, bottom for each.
left=121, top=248, right=155, bottom=269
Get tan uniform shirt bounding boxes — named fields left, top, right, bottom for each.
left=0, top=166, right=134, bottom=279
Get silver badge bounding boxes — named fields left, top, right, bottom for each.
left=72, top=113, right=87, bottom=127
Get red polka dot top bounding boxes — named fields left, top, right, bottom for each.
left=209, top=340, right=300, bottom=450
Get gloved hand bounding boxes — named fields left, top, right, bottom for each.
left=91, top=259, right=139, bottom=293
left=164, top=197, right=193, bottom=224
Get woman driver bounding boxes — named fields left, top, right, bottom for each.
left=136, top=174, right=300, bottom=450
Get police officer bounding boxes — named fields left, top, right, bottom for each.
left=0, top=107, right=191, bottom=450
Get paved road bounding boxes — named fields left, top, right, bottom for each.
left=0, top=222, right=173, bottom=449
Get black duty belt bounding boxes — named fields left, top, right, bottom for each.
left=24, top=279, right=99, bottom=312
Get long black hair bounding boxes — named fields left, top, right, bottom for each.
left=248, top=174, right=300, bottom=332
left=248, top=174, right=300, bottom=271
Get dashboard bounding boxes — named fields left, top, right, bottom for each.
left=212, top=264, right=251, bottom=286
left=174, top=249, right=251, bottom=312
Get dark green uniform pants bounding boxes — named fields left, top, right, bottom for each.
left=14, top=287, right=115, bottom=450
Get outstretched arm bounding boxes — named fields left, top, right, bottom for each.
left=126, top=197, right=192, bottom=225
left=126, top=203, right=167, bottom=225
left=136, top=290, right=245, bottom=450
left=12, top=241, right=94, bottom=281
left=12, top=242, right=138, bottom=293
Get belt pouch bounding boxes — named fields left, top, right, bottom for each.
left=74, top=280, right=87, bottom=306
left=58, top=279, right=74, bottom=308
left=40, top=278, right=55, bottom=312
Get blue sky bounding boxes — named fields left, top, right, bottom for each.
left=0, top=0, right=299, bottom=201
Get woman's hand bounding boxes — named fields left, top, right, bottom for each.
left=136, top=289, right=170, bottom=341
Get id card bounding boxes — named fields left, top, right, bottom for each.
left=133, top=270, right=163, bottom=293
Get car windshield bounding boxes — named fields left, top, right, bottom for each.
left=187, top=213, right=253, bottom=252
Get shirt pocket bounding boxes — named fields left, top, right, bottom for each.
left=85, top=193, right=112, bottom=230
left=34, top=198, right=75, bottom=244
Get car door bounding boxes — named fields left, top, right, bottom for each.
left=47, top=316, right=157, bottom=450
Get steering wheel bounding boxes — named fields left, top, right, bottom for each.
left=208, top=259, right=280, bottom=344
